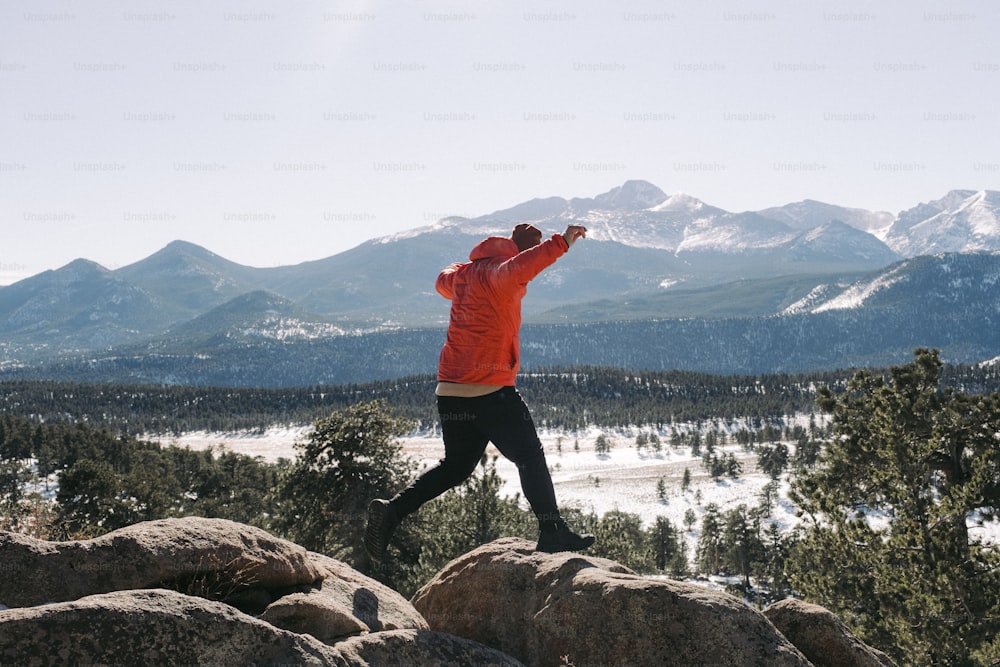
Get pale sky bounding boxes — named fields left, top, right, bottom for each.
left=1, top=0, right=997, bottom=284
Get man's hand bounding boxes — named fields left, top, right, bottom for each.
left=562, top=224, right=587, bottom=248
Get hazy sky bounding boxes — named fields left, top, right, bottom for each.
left=2, top=0, right=997, bottom=284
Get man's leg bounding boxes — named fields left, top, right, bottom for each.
left=365, top=395, right=489, bottom=560
left=473, top=386, right=559, bottom=519
left=391, top=395, right=489, bottom=517
left=477, top=387, right=594, bottom=553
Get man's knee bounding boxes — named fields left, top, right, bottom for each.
left=512, top=444, right=547, bottom=471
left=438, top=454, right=482, bottom=484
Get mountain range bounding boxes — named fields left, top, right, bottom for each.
left=1, top=181, right=998, bottom=386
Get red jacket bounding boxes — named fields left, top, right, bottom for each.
left=436, top=234, right=569, bottom=385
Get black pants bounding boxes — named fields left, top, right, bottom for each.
left=390, top=386, right=559, bottom=522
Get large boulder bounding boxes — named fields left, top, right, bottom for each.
left=0, top=517, right=322, bottom=608
left=411, top=537, right=811, bottom=667
left=0, top=588, right=346, bottom=666
left=764, top=598, right=897, bottom=667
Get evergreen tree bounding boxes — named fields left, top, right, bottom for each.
left=788, top=349, right=1000, bottom=666
left=757, top=443, right=789, bottom=480
left=758, top=480, right=778, bottom=516
left=668, top=546, right=690, bottom=578
left=592, top=510, right=653, bottom=572
left=724, top=452, right=742, bottom=479
left=650, top=515, right=686, bottom=575
left=760, top=522, right=792, bottom=599
left=689, top=431, right=702, bottom=457
left=683, top=508, right=697, bottom=532
left=192, top=450, right=278, bottom=526
left=270, top=400, right=417, bottom=568
left=721, top=504, right=763, bottom=590
left=635, top=432, right=648, bottom=454
left=705, top=430, right=717, bottom=454
left=55, top=458, right=122, bottom=536
left=670, top=429, right=682, bottom=450
left=792, top=433, right=821, bottom=470
left=696, top=503, right=724, bottom=574
left=650, top=432, right=662, bottom=455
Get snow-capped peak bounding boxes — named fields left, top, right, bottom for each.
left=885, top=189, right=1000, bottom=255
left=376, top=183, right=999, bottom=258
left=593, top=180, right=669, bottom=210
left=376, top=216, right=472, bottom=244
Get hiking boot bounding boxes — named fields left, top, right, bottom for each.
left=536, top=518, right=595, bottom=553
left=364, top=499, right=399, bottom=561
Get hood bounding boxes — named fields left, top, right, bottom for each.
left=469, top=236, right=519, bottom=261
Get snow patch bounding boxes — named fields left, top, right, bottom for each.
left=650, top=192, right=705, bottom=213
left=782, top=284, right=832, bottom=315
left=812, top=265, right=907, bottom=313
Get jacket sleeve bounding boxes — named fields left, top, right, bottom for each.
left=496, top=234, right=568, bottom=286
left=436, top=262, right=464, bottom=300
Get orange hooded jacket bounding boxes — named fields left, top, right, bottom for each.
left=436, top=233, right=569, bottom=386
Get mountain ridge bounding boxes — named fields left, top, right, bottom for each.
left=1, top=182, right=998, bottom=381
left=2, top=252, right=996, bottom=387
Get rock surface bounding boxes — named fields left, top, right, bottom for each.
left=0, top=588, right=514, bottom=667
left=411, top=537, right=812, bottom=667
left=764, top=598, right=898, bottom=667
left=0, top=516, right=322, bottom=608
left=0, top=588, right=346, bottom=666
left=261, top=552, right=428, bottom=642
left=0, top=519, right=899, bottom=666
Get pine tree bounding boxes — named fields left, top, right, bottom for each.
left=650, top=515, right=683, bottom=574
left=270, top=400, right=416, bottom=568
left=683, top=508, right=697, bottom=532
left=592, top=510, right=653, bottom=572
left=757, top=443, right=789, bottom=480
left=760, top=522, right=791, bottom=598
left=650, top=432, right=662, bottom=455
left=787, top=349, right=1000, bottom=665
left=724, top=452, right=742, bottom=479
left=689, top=431, right=702, bottom=457
left=696, top=503, right=724, bottom=574
left=721, top=504, right=763, bottom=590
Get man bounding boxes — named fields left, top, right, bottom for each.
left=364, top=222, right=595, bottom=561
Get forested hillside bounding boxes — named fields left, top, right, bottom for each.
left=3, top=362, right=997, bottom=435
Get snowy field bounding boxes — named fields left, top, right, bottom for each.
left=155, top=425, right=802, bottom=564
